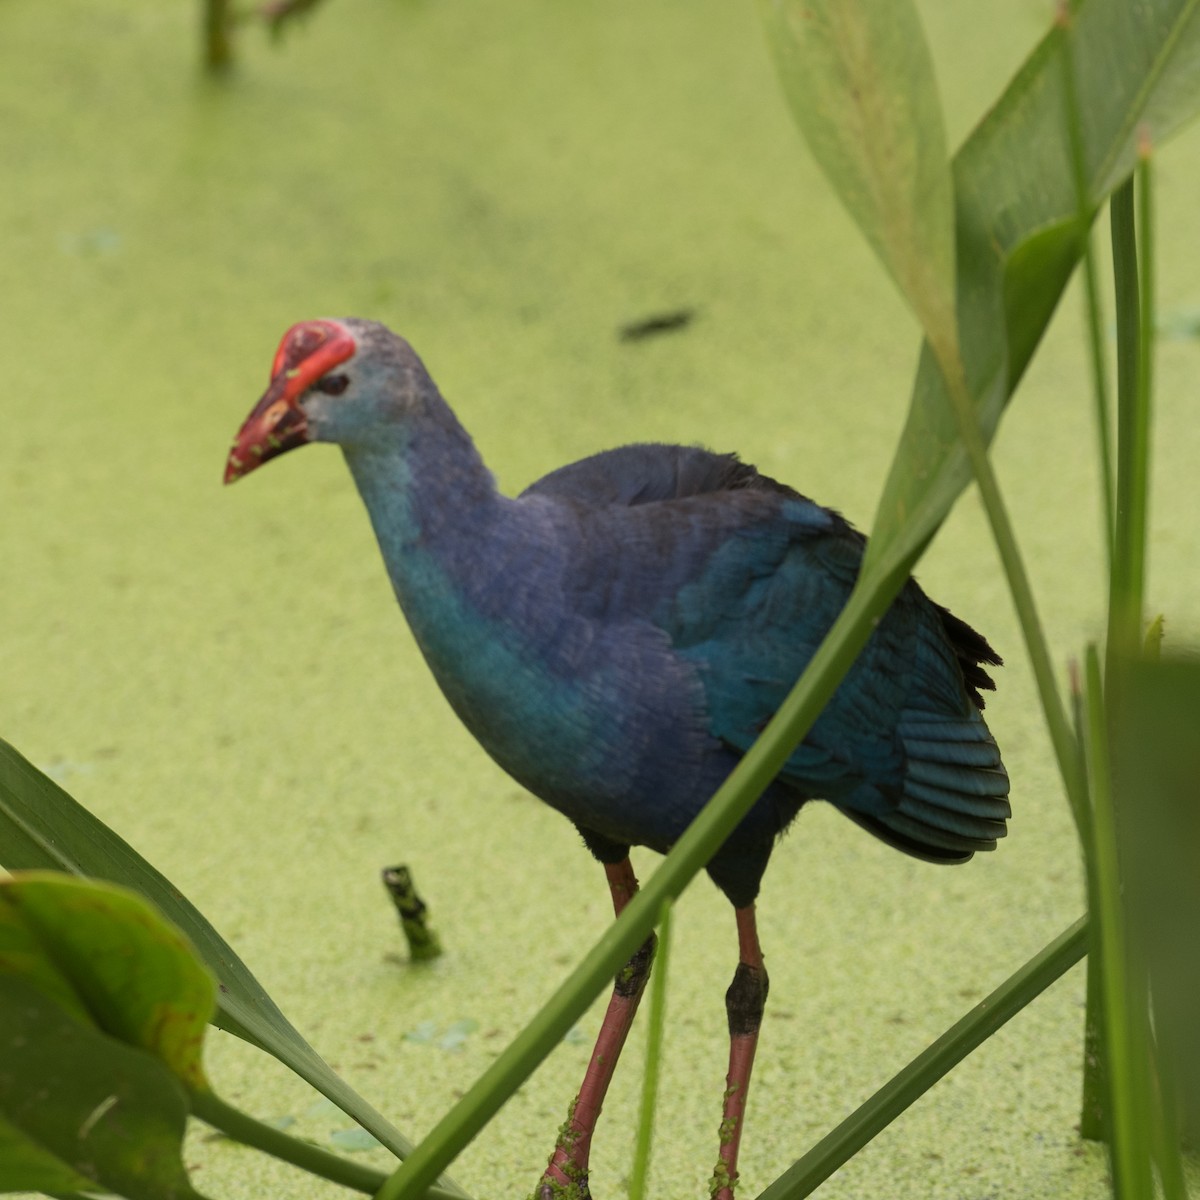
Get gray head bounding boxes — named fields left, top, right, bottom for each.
left=224, top=317, right=437, bottom=483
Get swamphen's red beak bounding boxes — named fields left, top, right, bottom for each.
left=224, top=319, right=356, bottom=483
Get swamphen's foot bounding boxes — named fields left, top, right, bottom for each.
left=534, top=1164, right=590, bottom=1200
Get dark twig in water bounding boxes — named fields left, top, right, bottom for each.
left=203, top=0, right=234, bottom=71
left=618, top=309, right=697, bottom=342
left=382, top=865, right=443, bottom=961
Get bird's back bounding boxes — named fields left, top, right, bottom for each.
left=522, top=442, right=775, bottom=507
left=520, top=442, right=1009, bottom=882
left=524, top=441, right=1000, bottom=702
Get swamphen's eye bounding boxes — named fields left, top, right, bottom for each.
left=315, top=373, right=350, bottom=396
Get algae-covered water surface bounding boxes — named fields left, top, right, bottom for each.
left=4, top=2, right=1200, bottom=1197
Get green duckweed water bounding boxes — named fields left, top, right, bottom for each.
left=4, top=2, right=1200, bottom=1196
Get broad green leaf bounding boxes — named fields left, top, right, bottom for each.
left=1001, top=217, right=1086, bottom=384
left=0, top=737, right=459, bottom=1188
left=758, top=0, right=957, bottom=362
left=1075, top=1, right=1200, bottom=200
left=0, top=882, right=93, bottom=1027
left=865, top=0, right=1200, bottom=575
left=0, top=1114, right=94, bottom=1195
left=0, top=975, right=208, bottom=1200
left=0, top=872, right=214, bottom=1091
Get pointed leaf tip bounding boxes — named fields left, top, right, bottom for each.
left=758, top=0, right=958, bottom=359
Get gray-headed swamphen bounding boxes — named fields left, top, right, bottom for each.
left=226, top=318, right=1009, bottom=1200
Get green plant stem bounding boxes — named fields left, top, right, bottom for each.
left=1057, top=1, right=1115, bottom=570
left=1133, top=150, right=1155, bottom=634
left=1058, top=9, right=1117, bottom=1139
left=1136, top=154, right=1154, bottom=484
left=1070, top=664, right=1107, bottom=1142
left=970, top=444, right=1082, bottom=823
left=756, top=916, right=1088, bottom=1200
left=1083, top=648, right=1152, bottom=1199
left=1082, top=247, right=1115, bottom=536
left=629, top=901, right=672, bottom=1200
left=189, top=1090, right=462, bottom=1199
left=1081, top=242, right=1115, bottom=567
left=374, top=564, right=910, bottom=1200
left=1079, top=868, right=1109, bottom=1142
left=1106, top=178, right=1151, bottom=670
left=1093, top=159, right=1162, bottom=1198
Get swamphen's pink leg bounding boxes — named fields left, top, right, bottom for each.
left=711, top=904, right=769, bottom=1200
left=537, top=858, right=656, bottom=1200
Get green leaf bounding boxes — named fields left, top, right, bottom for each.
left=0, top=1113, right=95, bottom=1195
left=1116, top=656, right=1200, bottom=1140
left=866, top=0, right=1200, bottom=575
left=1001, top=217, right=1087, bottom=385
left=758, top=0, right=957, bottom=359
left=0, top=872, right=215, bottom=1091
left=0, top=880, right=93, bottom=1028
left=0, top=975, right=207, bottom=1200
left=0, top=737, right=460, bottom=1189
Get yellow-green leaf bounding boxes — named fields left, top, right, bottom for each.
left=758, top=0, right=957, bottom=362
left=0, top=975, right=208, bottom=1200
left=0, top=886, right=92, bottom=1028
left=0, top=872, right=215, bottom=1091
left=0, top=1113, right=95, bottom=1195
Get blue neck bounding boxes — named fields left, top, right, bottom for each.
left=338, top=403, right=558, bottom=734
left=340, top=402, right=500, bottom=558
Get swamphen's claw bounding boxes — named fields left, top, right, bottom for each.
left=534, top=1167, right=591, bottom=1200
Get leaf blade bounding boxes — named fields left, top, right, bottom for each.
left=866, top=0, right=1200, bottom=574
left=0, top=975, right=207, bottom=1200
left=1, top=873, right=216, bottom=1092
left=0, top=1114, right=96, bottom=1196
left=758, top=0, right=957, bottom=357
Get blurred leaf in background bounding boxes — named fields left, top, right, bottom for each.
left=1116, top=655, right=1200, bottom=1147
